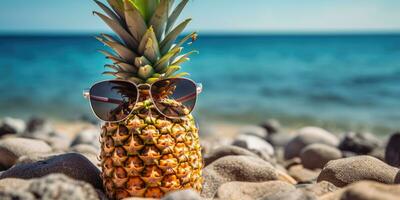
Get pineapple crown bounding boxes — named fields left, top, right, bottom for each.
left=94, top=0, right=197, bottom=84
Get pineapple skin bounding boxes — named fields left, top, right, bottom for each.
left=100, top=101, right=203, bottom=199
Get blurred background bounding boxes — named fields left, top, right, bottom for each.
left=0, top=0, right=400, bottom=135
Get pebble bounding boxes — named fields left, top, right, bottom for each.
left=161, top=189, right=202, bottom=200
left=268, top=133, right=296, bottom=147
left=338, top=132, right=381, bottom=154
left=259, top=119, right=281, bottom=134
left=203, top=145, right=259, bottom=166
left=300, top=144, right=342, bottom=169
left=69, top=144, right=100, bottom=167
left=25, top=117, right=53, bottom=135
left=259, top=189, right=316, bottom=200
left=0, top=138, right=52, bottom=168
left=232, top=134, right=274, bottom=156
left=385, top=132, right=400, bottom=167
left=238, top=125, right=268, bottom=139
left=0, top=178, right=29, bottom=189
left=216, top=181, right=296, bottom=200
left=0, top=174, right=99, bottom=200
left=288, top=165, right=320, bottom=183
left=284, top=127, right=339, bottom=159
left=0, top=118, right=26, bottom=137
left=299, top=181, right=338, bottom=197
left=320, top=181, right=400, bottom=200
left=70, top=128, right=100, bottom=149
left=201, top=155, right=295, bottom=198
left=317, top=155, right=399, bottom=187
left=0, top=153, right=102, bottom=190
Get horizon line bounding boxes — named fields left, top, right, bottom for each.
left=1, top=31, right=400, bottom=37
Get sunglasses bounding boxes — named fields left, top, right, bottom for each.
left=83, top=78, right=202, bottom=122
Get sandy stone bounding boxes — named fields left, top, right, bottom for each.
left=0, top=153, right=102, bottom=190
left=385, top=132, right=400, bottom=167
left=320, top=181, right=400, bottom=200
left=288, top=165, right=320, bottom=183
left=300, top=181, right=338, bottom=197
left=300, top=144, right=342, bottom=169
left=201, top=155, right=289, bottom=198
left=203, top=145, right=259, bottom=166
left=284, top=127, right=339, bottom=159
left=0, top=138, right=52, bottom=168
left=162, top=189, right=202, bottom=200
left=317, top=156, right=399, bottom=187
left=217, top=181, right=295, bottom=200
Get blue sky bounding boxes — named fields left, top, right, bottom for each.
left=1, top=0, right=400, bottom=33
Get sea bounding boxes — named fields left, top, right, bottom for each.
left=1, top=34, right=400, bottom=134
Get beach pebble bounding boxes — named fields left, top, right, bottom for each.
left=238, top=125, right=268, bottom=139
left=203, top=145, right=259, bottom=166
left=0, top=153, right=102, bottom=190
left=25, top=117, right=54, bottom=135
left=288, top=165, right=320, bottom=183
left=0, top=138, right=52, bottom=168
left=216, top=181, right=296, bottom=200
left=369, top=146, right=385, bottom=161
left=201, top=155, right=293, bottom=198
left=268, top=132, right=296, bottom=147
left=0, top=174, right=99, bottom=200
left=71, top=128, right=100, bottom=149
left=385, top=132, right=400, bottom=167
left=317, top=155, right=399, bottom=187
left=338, top=132, right=381, bottom=154
left=16, top=152, right=64, bottom=165
left=0, top=178, right=30, bottom=189
left=0, top=117, right=26, bottom=137
left=0, top=188, right=35, bottom=200
left=162, top=189, right=201, bottom=200
left=70, top=144, right=100, bottom=167
left=300, top=144, right=342, bottom=169
left=259, top=189, right=316, bottom=200
left=260, top=119, right=281, bottom=134
left=232, top=134, right=274, bottom=156
left=284, top=127, right=339, bottom=159
left=299, top=181, right=338, bottom=197
left=321, top=181, right=400, bottom=200
left=341, top=151, right=357, bottom=158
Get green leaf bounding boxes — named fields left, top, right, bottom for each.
left=97, top=36, right=137, bottom=63
left=160, top=18, right=191, bottom=54
left=146, top=77, right=160, bottom=84
left=171, top=72, right=189, bottom=78
left=104, top=64, right=121, bottom=71
left=163, top=65, right=181, bottom=77
left=138, top=65, right=155, bottom=79
left=106, top=0, right=125, bottom=19
left=138, top=27, right=160, bottom=63
left=154, top=47, right=182, bottom=71
left=94, top=0, right=122, bottom=25
left=117, top=62, right=138, bottom=73
left=129, top=0, right=160, bottom=22
left=166, top=0, right=188, bottom=33
left=135, top=56, right=151, bottom=67
left=94, top=11, right=138, bottom=49
left=149, top=0, right=169, bottom=41
left=124, top=0, right=147, bottom=42
left=171, top=50, right=198, bottom=65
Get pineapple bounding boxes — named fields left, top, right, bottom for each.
left=93, top=0, right=202, bottom=199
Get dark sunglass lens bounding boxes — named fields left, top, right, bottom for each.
left=90, top=80, right=137, bottom=121
left=151, top=78, right=197, bottom=118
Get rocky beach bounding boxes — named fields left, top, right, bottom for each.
left=0, top=116, right=399, bottom=200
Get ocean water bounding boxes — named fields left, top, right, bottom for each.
left=1, top=34, right=400, bottom=134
